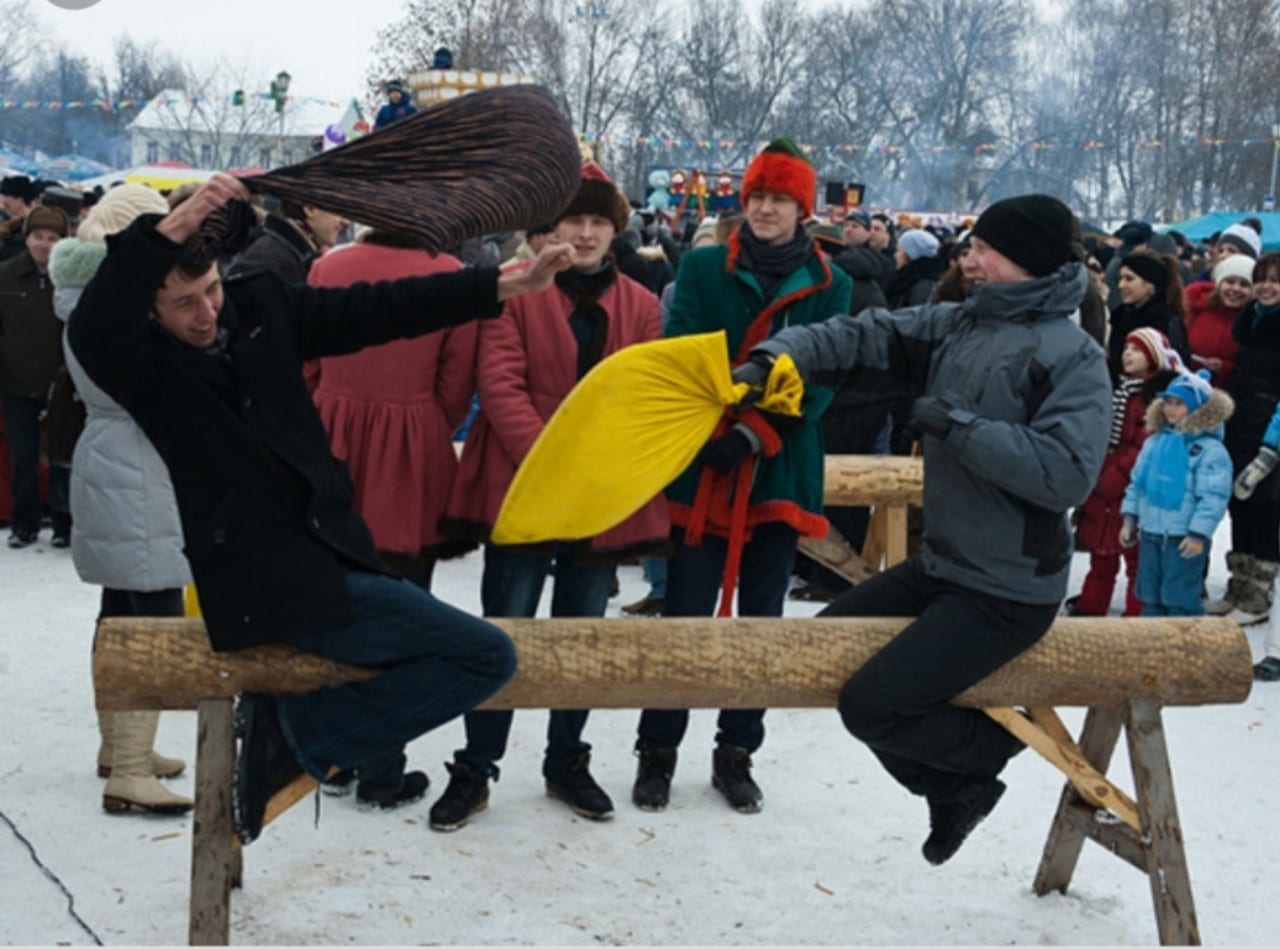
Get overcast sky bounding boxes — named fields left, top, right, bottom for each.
left=32, top=0, right=412, bottom=104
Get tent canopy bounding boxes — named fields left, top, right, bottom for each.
left=1159, top=211, right=1280, bottom=253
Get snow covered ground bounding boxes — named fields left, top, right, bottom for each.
left=1, top=518, right=1276, bottom=945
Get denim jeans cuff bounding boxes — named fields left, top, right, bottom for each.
left=276, top=697, right=335, bottom=782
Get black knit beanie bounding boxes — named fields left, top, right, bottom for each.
left=1120, top=252, right=1168, bottom=292
left=971, top=194, right=1078, bottom=277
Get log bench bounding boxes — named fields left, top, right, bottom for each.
left=94, top=613, right=1252, bottom=945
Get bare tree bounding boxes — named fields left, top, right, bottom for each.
left=0, top=0, right=46, bottom=99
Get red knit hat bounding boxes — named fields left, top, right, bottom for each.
left=555, top=160, right=630, bottom=233
left=1124, top=327, right=1174, bottom=373
left=739, top=137, right=816, bottom=217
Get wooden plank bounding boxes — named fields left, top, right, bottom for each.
left=189, top=699, right=235, bottom=946
left=882, top=503, right=908, bottom=567
left=860, top=507, right=887, bottom=571
left=1126, top=698, right=1201, bottom=945
left=261, top=773, right=320, bottom=831
left=985, top=707, right=1141, bottom=831
left=822, top=455, right=923, bottom=506
left=796, top=532, right=876, bottom=585
left=1060, top=801, right=1148, bottom=872
left=1034, top=704, right=1126, bottom=895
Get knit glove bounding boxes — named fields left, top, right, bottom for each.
left=699, top=429, right=754, bottom=475
left=1118, top=515, right=1138, bottom=548
left=906, top=396, right=954, bottom=440
left=1233, top=447, right=1279, bottom=500
left=731, top=354, right=775, bottom=408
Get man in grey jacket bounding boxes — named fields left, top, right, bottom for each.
left=733, top=194, right=1111, bottom=865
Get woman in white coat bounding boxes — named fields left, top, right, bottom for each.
left=49, top=185, right=192, bottom=814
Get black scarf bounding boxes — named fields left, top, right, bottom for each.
left=736, top=225, right=814, bottom=302
left=555, top=260, right=617, bottom=380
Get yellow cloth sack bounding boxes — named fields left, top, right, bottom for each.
left=491, top=330, right=801, bottom=545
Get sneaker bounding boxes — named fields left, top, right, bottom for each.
left=428, top=761, right=490, bottom=832
left=232, top=693, right=304, bottom=845
left=320, top=767, right=356, bottom=797
left=712, top=744, right=763, bottom=813
left=50, top=532, right=70, bottom=549
left=545, top=753, right=614, bottom=820
left=7, top=529, right=37, bottom=549
left=788, top=581, right=838, bottom=603
left=357, top=770, right=429, bottom=810
left=1060, top=595, right=1081, bottom=616
left=1255, top=657, right=1280, bottom=682
left=632, top=746, right=676, bottom=811
left=922, top=777, right=1006, bottom=865
left=621, top=595, right=665, bottom=617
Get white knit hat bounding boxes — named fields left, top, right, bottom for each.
left=1218, top=223, right=1261, bottom=259
left=1212, top=254, right=1255, bottom=287
left=897, top=227, right=940, bottom=261
left=77, top=184, right=170, bottom=243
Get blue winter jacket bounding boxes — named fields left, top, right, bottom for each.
left=1122, top=391, right=1234, bottom=540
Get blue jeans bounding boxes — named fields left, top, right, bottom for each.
left=636, top=523, right=799, bottom=753
left=276, top=570, right=517, bottom=780
left=456, top=544, right=615, bottom=781
left=642, top=555, right=668, bottom=598
left=1136, top=533, right=1207, bottom=616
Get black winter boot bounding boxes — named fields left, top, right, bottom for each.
left=921, top=777, right=1006, bottom=865
left=357, top=771, right=430, bottom=810
left=428, top=761, right=490, bottom=832
left=632, top=746, right=677, bottom=811
left=545, top=752, right=614, bottom=820
left=712, top=744, right=763, bottom=813
left=233, top=693, right=305, bottom=844
left=1254, top=657, right=1280, bottom=681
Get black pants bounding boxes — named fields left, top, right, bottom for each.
left=1226, top=445, right=1280, bottom=561
left=2, top=394, right=69, bottom=536
left=821, top=557, right=1058, bottom=799
left=98, top=587, right=184, bottom=622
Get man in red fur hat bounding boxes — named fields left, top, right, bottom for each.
left=629, top=137, right=852, bottom=815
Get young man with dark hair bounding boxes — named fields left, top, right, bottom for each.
left=67, top=173, right=574, bottom=843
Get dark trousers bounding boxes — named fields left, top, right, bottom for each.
left=636, top=522, right=798, bottom=753
left=278, top=570, right=517, bottom=781
left=822, top=557, right=1057, bottom=799
left=1228, top=491, right=1280, bottom=562
left=3, top=394, right=68, bottom=536
left=97, top=587, right=184, bottom=622
left=456, top=543, right=615, bottom=781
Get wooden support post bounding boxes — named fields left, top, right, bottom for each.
left=882, top=503, right=908, bottom=567
left=1034, top=704, right=1126, bottom=895
left=1126, top=697, right=1200, bottom=945
left=189, top=699, right=236, bottom=946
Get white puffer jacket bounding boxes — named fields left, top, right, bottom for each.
left=50, top=237, right=190, bottom=592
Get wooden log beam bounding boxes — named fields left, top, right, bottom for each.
left=823, top=455, right=922, bottom=506
left=94, top=615, right=1252, bottom=712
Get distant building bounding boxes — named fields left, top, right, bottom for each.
left=127, top=90, right=363, bottom=170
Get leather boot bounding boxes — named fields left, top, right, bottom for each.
left=102, top=711, right=193, bottom=814
left=97, top=710, right=186, bottom=778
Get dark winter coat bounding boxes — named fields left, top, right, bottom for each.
left=828, top=245, right=890, bottom=315
left=228, top=214, right=318, bottom=284
left=67, top=215, right=504, bottom=652
left=755, top=263, right=1111, bottom=605
left=1226, top=302, right=1280, bottom=474
left=1107, top=293, right=1192, bottom=376
left=0, top=249, right=64, bottom=398
left=885, top=255, right=946, bottom=309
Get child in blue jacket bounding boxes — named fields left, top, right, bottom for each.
left=1121, top=368, right=1234, bottom=616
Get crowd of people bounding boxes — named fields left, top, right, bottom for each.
left=1, top=124, right=1278, bottom=871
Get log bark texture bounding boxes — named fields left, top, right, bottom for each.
left=94, top=615, right=1252, bottom=711
left=823, top=455, right=922, bottom=505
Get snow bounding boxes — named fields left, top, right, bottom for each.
left=1, top=518, right=1275, bottom=945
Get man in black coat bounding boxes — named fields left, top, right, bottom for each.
left=68, top=174, right=574, bottom=843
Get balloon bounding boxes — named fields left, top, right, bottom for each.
left=324, top=124, right=347, bottom=145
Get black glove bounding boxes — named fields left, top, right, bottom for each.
left=906, top=396, right=954, bottom=440
left=731, top=354, right=774, bottom=408
left=699, top=429, right=754, bottom=475
left=756, top=408, right=803, bottom=439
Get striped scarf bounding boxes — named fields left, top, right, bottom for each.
left=1109, top=377, right=1144, bottom=447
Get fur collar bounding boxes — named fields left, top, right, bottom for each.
left=1144, top=387, right=1235, bottom=435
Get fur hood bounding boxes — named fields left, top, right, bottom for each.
left=1145, top=387, right=1235, bottom=436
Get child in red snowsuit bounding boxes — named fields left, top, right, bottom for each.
left=1070, top=328, right=1179, bottom=615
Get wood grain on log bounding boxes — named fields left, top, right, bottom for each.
left=94, top=615, right=1252, bottom=712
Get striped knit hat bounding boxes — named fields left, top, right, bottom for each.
left=1124, top=328, right=1173, bottom=374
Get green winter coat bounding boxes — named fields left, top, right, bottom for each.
left=664, top=230, right=852, bottom=539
